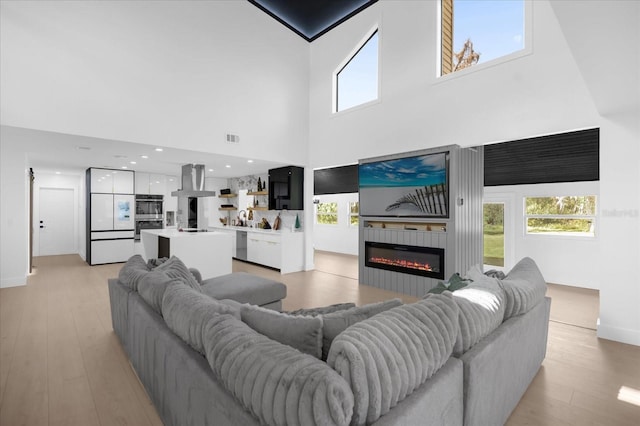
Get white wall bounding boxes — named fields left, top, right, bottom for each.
left=32, top=171, right=85, bottom=258
left=313, top=193, right=359, bottom=256
left=0, top=1, right=310, bottom=168
left=305, top=0, right=639, bottom=345
left=0, top=128, right=29, bottom=288
left=485, top=182, right=600, bottom=289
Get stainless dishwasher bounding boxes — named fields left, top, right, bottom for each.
left=235, top=230, right=247, bottom=260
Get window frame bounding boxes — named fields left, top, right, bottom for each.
left=333, top=25, right=381, bottom=114
left=523, top=195, right=598, bottom=238
left=349, top=201, right=359, bottom=227
left=315, top=201, right=339, bottom=226
left=437, top=0, right=533, bottom=80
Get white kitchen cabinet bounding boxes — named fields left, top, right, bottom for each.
left=148, top=174, right=166, bottom=195
left=91, top=168, right=134, bottom=194
left=165, top=176, right=179, bottom=223
left=90, top=169, right=113, bottom=193
left=113, top=170, right=134, bottom=193
left=135, top=172, right=149, bottom=194
left=247, top=233, right=281, bottom=269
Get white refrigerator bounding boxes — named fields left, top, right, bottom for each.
left=89, top=193, right=135, bottom=264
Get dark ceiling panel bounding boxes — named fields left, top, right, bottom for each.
left=249, top=0, right=377, bottom=41
left=484, top=128, right=599, bottom=186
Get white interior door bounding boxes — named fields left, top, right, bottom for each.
left=39, top=187, right=76, bottom=256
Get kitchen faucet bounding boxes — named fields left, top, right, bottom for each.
left=238, top=210, right=246, bottom=227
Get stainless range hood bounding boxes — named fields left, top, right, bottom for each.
left=170, top=164, right=217, bottom=197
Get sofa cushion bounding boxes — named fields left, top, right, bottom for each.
left=118, top=255, right=151, bottom=290
left=240, top=304, right=323, bottom=358
left=321, top=299, right=403, bottom=361
left=500, top=257, right=547, bottom=319
left=154, top=255, right=202, bottom=292
left=137, top=270, right=183, bottom=314
left=327, top=293, right=459, bottom=426
left=161, top=281, right=240, bottom=354
left=201, top=272, right=286, bottom=306
left=451, top=272, right=506, bottom=356
left=202, top=313, right=354, bottom=426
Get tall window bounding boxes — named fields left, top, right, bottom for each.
left=316, top=202, right=339, bottom=225
left=349, top=201, right=359, bottom=226
left=525, top=196, right=597, bottom=237
left=441, top=0, right=525, bottom=76
left=335, top=29, right=379, bottom=112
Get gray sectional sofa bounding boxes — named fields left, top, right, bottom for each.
left=109, top=255, right=550, bottom=426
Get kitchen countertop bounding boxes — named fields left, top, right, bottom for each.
left=142, top=228, right=229, bottom=238
left=209, top=224, right=303, bottom=235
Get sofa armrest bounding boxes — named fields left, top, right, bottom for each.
left=189, top=268, right=202, bottom=284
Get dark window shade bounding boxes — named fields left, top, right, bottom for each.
left=314, top=165, right=358, bottom=195
left=484, top=128, right=599, bottom=186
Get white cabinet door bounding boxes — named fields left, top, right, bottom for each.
left=91, top=239, right=134, bottom=264
left=149, top=174, right=166, bottom=195
left=91, top=194, right=114, bottom=231
left=247, top=233, right=281, bottom=269
left=135, top=172, right=150, bottom=194
left=113, top=170, right=134, bottom=194
left=247, top=236, right=260, bottom=264
left=261, top=239, right=281, bottom=269
left=90, top=169, right=113, bottom=193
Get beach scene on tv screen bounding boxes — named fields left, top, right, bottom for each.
left=359, top=152, right=448, bottom=217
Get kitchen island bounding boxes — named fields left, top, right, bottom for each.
left=140, top=229, right=232, bottom=280
left=210, top=225, right=305, bottom=274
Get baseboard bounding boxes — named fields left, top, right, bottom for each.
left=597, top=323, right=640, bottom=347
left=1, top=276, right=27, bottom=288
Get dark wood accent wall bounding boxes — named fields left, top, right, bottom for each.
left=484, top=128, right=599, bottom=186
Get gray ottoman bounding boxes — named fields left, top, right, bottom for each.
left=200, top=272, right=287, bottom=311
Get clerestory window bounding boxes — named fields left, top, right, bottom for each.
left=335, top=29, right=379, bottom=112
left=440, top=0, right=526, bottom=76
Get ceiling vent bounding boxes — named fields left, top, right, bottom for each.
left=226, top=133, right=240, bottom=144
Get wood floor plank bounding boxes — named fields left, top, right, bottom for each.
left=2, top=253, right=639, bottom=426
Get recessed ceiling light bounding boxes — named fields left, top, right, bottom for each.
left=130, top=161, right=137, bottom=165
left=225, top=165, right=231, bottom=168
left=121, top=166, right=128, bottom=169
left=208, top=169, right=214, bottom=172
left=155, top=148, right=163, bottom=152
left=247, top=159, right=254, bottom=163
left=141, top=155, right=148, bottom=159
left=55, top=171, right=61, bottom=175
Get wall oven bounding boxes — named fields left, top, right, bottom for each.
left=135, top=194, right=163, bottom=240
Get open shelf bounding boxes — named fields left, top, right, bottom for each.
left=218, top=194, right=237, bottom=198
left=249, top=207, right=268, bottom=211
left=247, top=190, right=268, bottom=196
left=218, top=207, right=237, bottom=211
left=364, top=220, right=447, bottom=232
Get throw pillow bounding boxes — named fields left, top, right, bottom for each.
left=327, top=293, right=459, bottom=426
left=118, top=255, right=150, bottom=291
left=321, top=298, right=403, bottom=361
left=154, top=256, right=202, bottom=293
left=500, top=257, right=547, bottom=319
left=240, top=304, right=324, bottom=359
left=137, top=270, right=183, bottom=315
left=202, top=313, right=354, bottom=426
left=451, top=272, right=506, bottom=356
left=161, top=281, right=240, bottom=354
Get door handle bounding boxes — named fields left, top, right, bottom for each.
left=40, top=225, right=45, bottom=228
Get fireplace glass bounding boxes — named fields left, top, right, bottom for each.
left=365, top=241, right=445, bottom=280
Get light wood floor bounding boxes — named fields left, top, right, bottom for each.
left=1, top=253, right=638, bottom=425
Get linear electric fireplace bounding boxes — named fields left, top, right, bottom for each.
left=365, top=241, right=445, bottom=280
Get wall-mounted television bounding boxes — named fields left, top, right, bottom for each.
left=359, top=151, right=449, bottom=218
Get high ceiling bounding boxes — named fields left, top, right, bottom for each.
left=249, top=0, right=378, bottom=41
